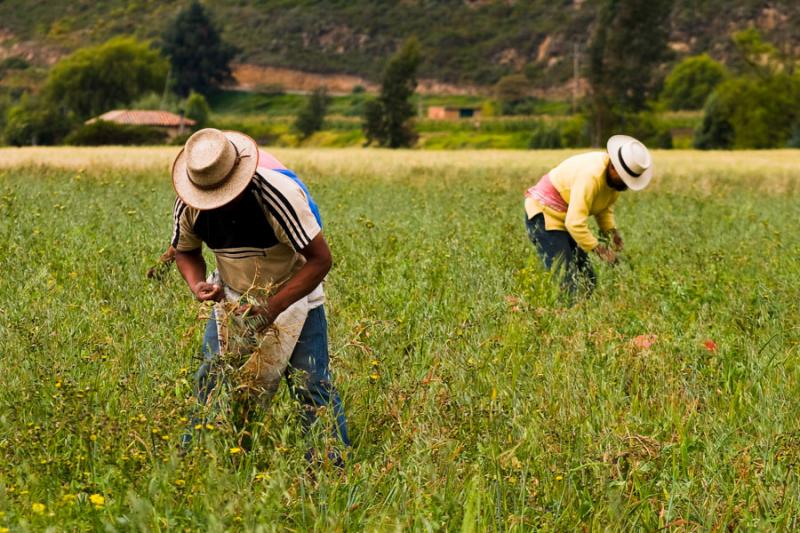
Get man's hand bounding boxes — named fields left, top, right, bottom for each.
left=235, top=303, right=276, bottom=332
left=192, top=281, right=223, bottom=302
left=594, top=244, right=618, bottom=264
left=611, top=229, right=624, bottom=252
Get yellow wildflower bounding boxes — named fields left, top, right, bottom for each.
left=369, top=373, right=379, bottom=381
left=89, top=493, right=105, bottom=508
left=229, top=447, right=242, bottom=455
left=174, top=479, right=186, bottom=487
left=31, top=502, right=46, bottom=514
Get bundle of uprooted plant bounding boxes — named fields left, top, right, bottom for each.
left=199, top=283, right=303, bottom=433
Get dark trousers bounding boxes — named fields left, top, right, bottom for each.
left=525, top=212, right=596, bottom=297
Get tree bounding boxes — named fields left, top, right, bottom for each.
left=494, top=74, right=530, bottom=115
left=42, top=36, right=168, bottom=120
left=294, top=87, right=330, bottom=140
left=661, top=54, right=727, bottom=110
left=162, top=1, right=237, bottom=96
left=587, top=0, right=674, bottom=144
left=362, top=37, right=422, bottom=148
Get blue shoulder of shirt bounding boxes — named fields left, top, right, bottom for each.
left=271, top=168, right=323, bottom=228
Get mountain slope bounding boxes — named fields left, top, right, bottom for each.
left=0, top=0, right=798, bottom=89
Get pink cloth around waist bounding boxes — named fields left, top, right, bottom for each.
left=525, top=173, right=567, bottom=213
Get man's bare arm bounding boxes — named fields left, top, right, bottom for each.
left=175, top=248, right=223, bottom=302
left=258, top=233, right=332, bottom=322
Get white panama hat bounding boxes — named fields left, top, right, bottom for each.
left=172, top=128, right=260, bottom=210
left=607, top=135, right=653, bottom=191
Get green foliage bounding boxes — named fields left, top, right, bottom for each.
left=588, top=0, right=674, bottom=143
left=494, top=74, right=530, bottom=115
left=161, top=1, right=237, bottom=96
left=1, top=1, right=800, bottom=88
left=559, top=115, right=591, bottom=148
left=3, top=93, right=74, bottom=146
left=42, top=36, right=168, bottom=120
left=207, top=115, right=283, bottom=146
left=662, top=54, right=727, bottom=110
left=63, top=120, right=166, bottom=146
left=693, top=92, right=734, bottom=149
left=729, top=27, right=782, bottom=76
left=694, top=30, right=800, bottom=149
left=527, top=122, right=562, bottom=149
left=294, top=87, right=330, bottom=140
left=694, top=73, right=800, bottom=149
left=0, top=56, right=30, bottom=77
left=184, top=91, right=210, bottom=129
left=362, top=38, right=421, bottom=148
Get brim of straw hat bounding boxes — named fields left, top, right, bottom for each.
left=172, top=130, right=260, bottom=210
left=607, top=134, right=653, bottom=191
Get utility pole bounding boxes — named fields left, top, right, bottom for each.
left=572, top=42, right=580, bottom=114
left=160, top=67, right=172, bottom=110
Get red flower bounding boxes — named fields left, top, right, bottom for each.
left=703, top=339, right=718, bottom=352
left=633, top=334, right=657, bottom=350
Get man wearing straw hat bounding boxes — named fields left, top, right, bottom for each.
left=523, top=135, right=654, bottom=297
left=170, top=128, right=349, bottom=452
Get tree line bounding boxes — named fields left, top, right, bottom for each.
left=0, top=0, right=797, bottom=149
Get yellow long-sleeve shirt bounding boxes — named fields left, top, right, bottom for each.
left=524, top=151, right=620, bottom=251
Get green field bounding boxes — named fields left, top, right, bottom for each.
left=1, top=148, right=799, bottom=530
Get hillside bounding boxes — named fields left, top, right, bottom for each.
left=1, top=0, right=799, bottom=92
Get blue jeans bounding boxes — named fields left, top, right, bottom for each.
left=525, top=212, right=596, bottom=297
left=196, top=305, right=350, bottom=446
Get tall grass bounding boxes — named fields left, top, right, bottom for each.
left=0, top=148, right=799, bottom=530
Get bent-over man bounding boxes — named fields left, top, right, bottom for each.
left=170, top=128, right=349, bottom=452
left=524, top=135, right=654, bottom=297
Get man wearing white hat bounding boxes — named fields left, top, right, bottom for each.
left=170, top=128, right=349, bottom=449
left=523, top=135, right=653, bottom=297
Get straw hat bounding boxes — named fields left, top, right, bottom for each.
left=607, top=135, right=653, bottom=191
left=172, top=128, right=259, bottom=210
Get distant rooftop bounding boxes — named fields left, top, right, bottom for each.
left=87, top=110, right=196, bottom=127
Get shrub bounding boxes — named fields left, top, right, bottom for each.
left=184, top=91, right=210, bottom=128
left=528, top=122, right=562, bottom=149
left=661, top=54, right=727, bottom=110
left=294, top=87, right=330, bottom=140
left=4, top=94, right=74, bottom=146
left=64, top=120, right=166, bottom=146
left=695, top=74, right=800, bottom=149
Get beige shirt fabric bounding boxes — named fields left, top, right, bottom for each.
left=172, top=169, right=325, bottom=307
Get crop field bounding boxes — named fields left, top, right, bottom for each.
left=1, top=147, right=799, bottom=530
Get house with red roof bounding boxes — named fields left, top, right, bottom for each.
left=86, top=110, right=196, bottom=139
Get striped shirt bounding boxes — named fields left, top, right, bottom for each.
left=172, top=168, right=325, bottom=307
